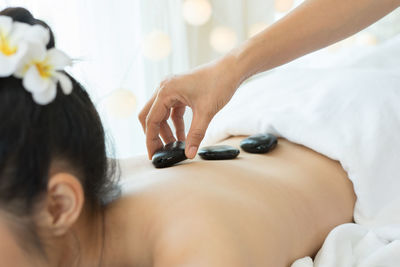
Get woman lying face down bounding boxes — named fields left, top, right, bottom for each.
left=0, top=8, right=357, bottom=267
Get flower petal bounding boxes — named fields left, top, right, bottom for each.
left=24, top=24, right=50, bottom=46
left=0, top=16, right=13, bottom=36
left=0, top=43, right=28, bottom=77
left=8, top=22, right=31, bottom=46
left=32, top=82, right=57, bottom=105
left=14, top=42, right=47, bottom=78
left=55, top=72, right=73, bottom=95
left=29, top=42, right=47, bottom=61
left=23, top=65, right=51, bottom=93
left=0, top=54, right=18, bottom=76
left=47, top=48, right=72, bottom=70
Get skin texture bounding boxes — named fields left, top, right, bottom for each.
left=105, top=137, right=356, bottom=267
left=0, top=137, right=356, bottom=267
left=139, top=0, right=400, bottom=160
left=0, top=217, right=34, bottom=267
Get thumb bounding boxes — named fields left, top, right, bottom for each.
left=185, top=111, right=212, bottom=159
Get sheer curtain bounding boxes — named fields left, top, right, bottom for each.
left=0, top=0, right=190, bottom=158
left=1, top=0, right=399, bottom=158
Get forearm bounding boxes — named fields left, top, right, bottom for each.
left=230, top=0, right=400, bottom=84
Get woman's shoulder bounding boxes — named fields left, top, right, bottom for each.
left=149, top=198, right=248, bottom=267
left=116, top=176, right=248, bottom=266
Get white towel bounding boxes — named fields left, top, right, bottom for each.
left=204, top=35, right=400, bottom=267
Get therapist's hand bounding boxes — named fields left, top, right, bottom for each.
left=139, top=56, right=240, bottom=159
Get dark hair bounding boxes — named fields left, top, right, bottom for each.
left=0, top=7, right=119, bottom=219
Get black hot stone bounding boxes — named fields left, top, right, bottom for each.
left=240, top=133, right=278, bottom=154
left=152, top=141, right=187, bottom=168
left=198, top=145, right=240, bottom=160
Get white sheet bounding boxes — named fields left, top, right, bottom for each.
left=204, top=35, right=400, bottom=267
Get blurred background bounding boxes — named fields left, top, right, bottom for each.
left=1, top=0, right=399, bottom=158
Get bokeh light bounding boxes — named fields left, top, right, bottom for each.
left=356, top=33, right=378, bottom=46
left=327, top=36, right=355, bottom=52
left=275, top=0, right=294, bottom=13
left=183, top=0, right=212, bottom=26
left=248, top=22, right=269, bottom=38
left=210, top=26, right=238, bottom=53
left=143, top=30, right=172, bottom=61
left=105, top=89, right=137, bottom=119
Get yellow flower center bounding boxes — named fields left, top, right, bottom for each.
left=0, top=32, right=18, bottom=56
left=34, top=61, right=53, bottom=79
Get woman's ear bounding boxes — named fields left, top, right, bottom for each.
left=38, top=173, right=84, bottom=237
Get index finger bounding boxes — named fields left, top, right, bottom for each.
left=145, top=95, right=174, bottom=159
left=138, top=92, right=157, bottom=133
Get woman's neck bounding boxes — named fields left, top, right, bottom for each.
left=101, top=197, right=157, bottom=267
left=72, top=197, right=157, bottom=267
left=46, top=205, right=107, bottom=267
left=45, top=197, right=153, bottom=267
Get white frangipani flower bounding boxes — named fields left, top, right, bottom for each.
left=0, top=15, right=49, bottom=77
left=1, top=15, right=72, bottom=105
left=15, top=43, right=72, bottom=105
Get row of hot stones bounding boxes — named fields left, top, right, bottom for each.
left=152, top=133, right=278, bottom=168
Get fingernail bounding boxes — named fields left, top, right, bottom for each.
left=187, top=146, right=197, bottom=159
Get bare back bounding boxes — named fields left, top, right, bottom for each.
left=112, top=137, right=356, bottom=267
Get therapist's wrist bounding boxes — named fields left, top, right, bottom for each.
left=225, top=43, right=256, bottom=88
left=215, top=53, right=245, bottom=95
